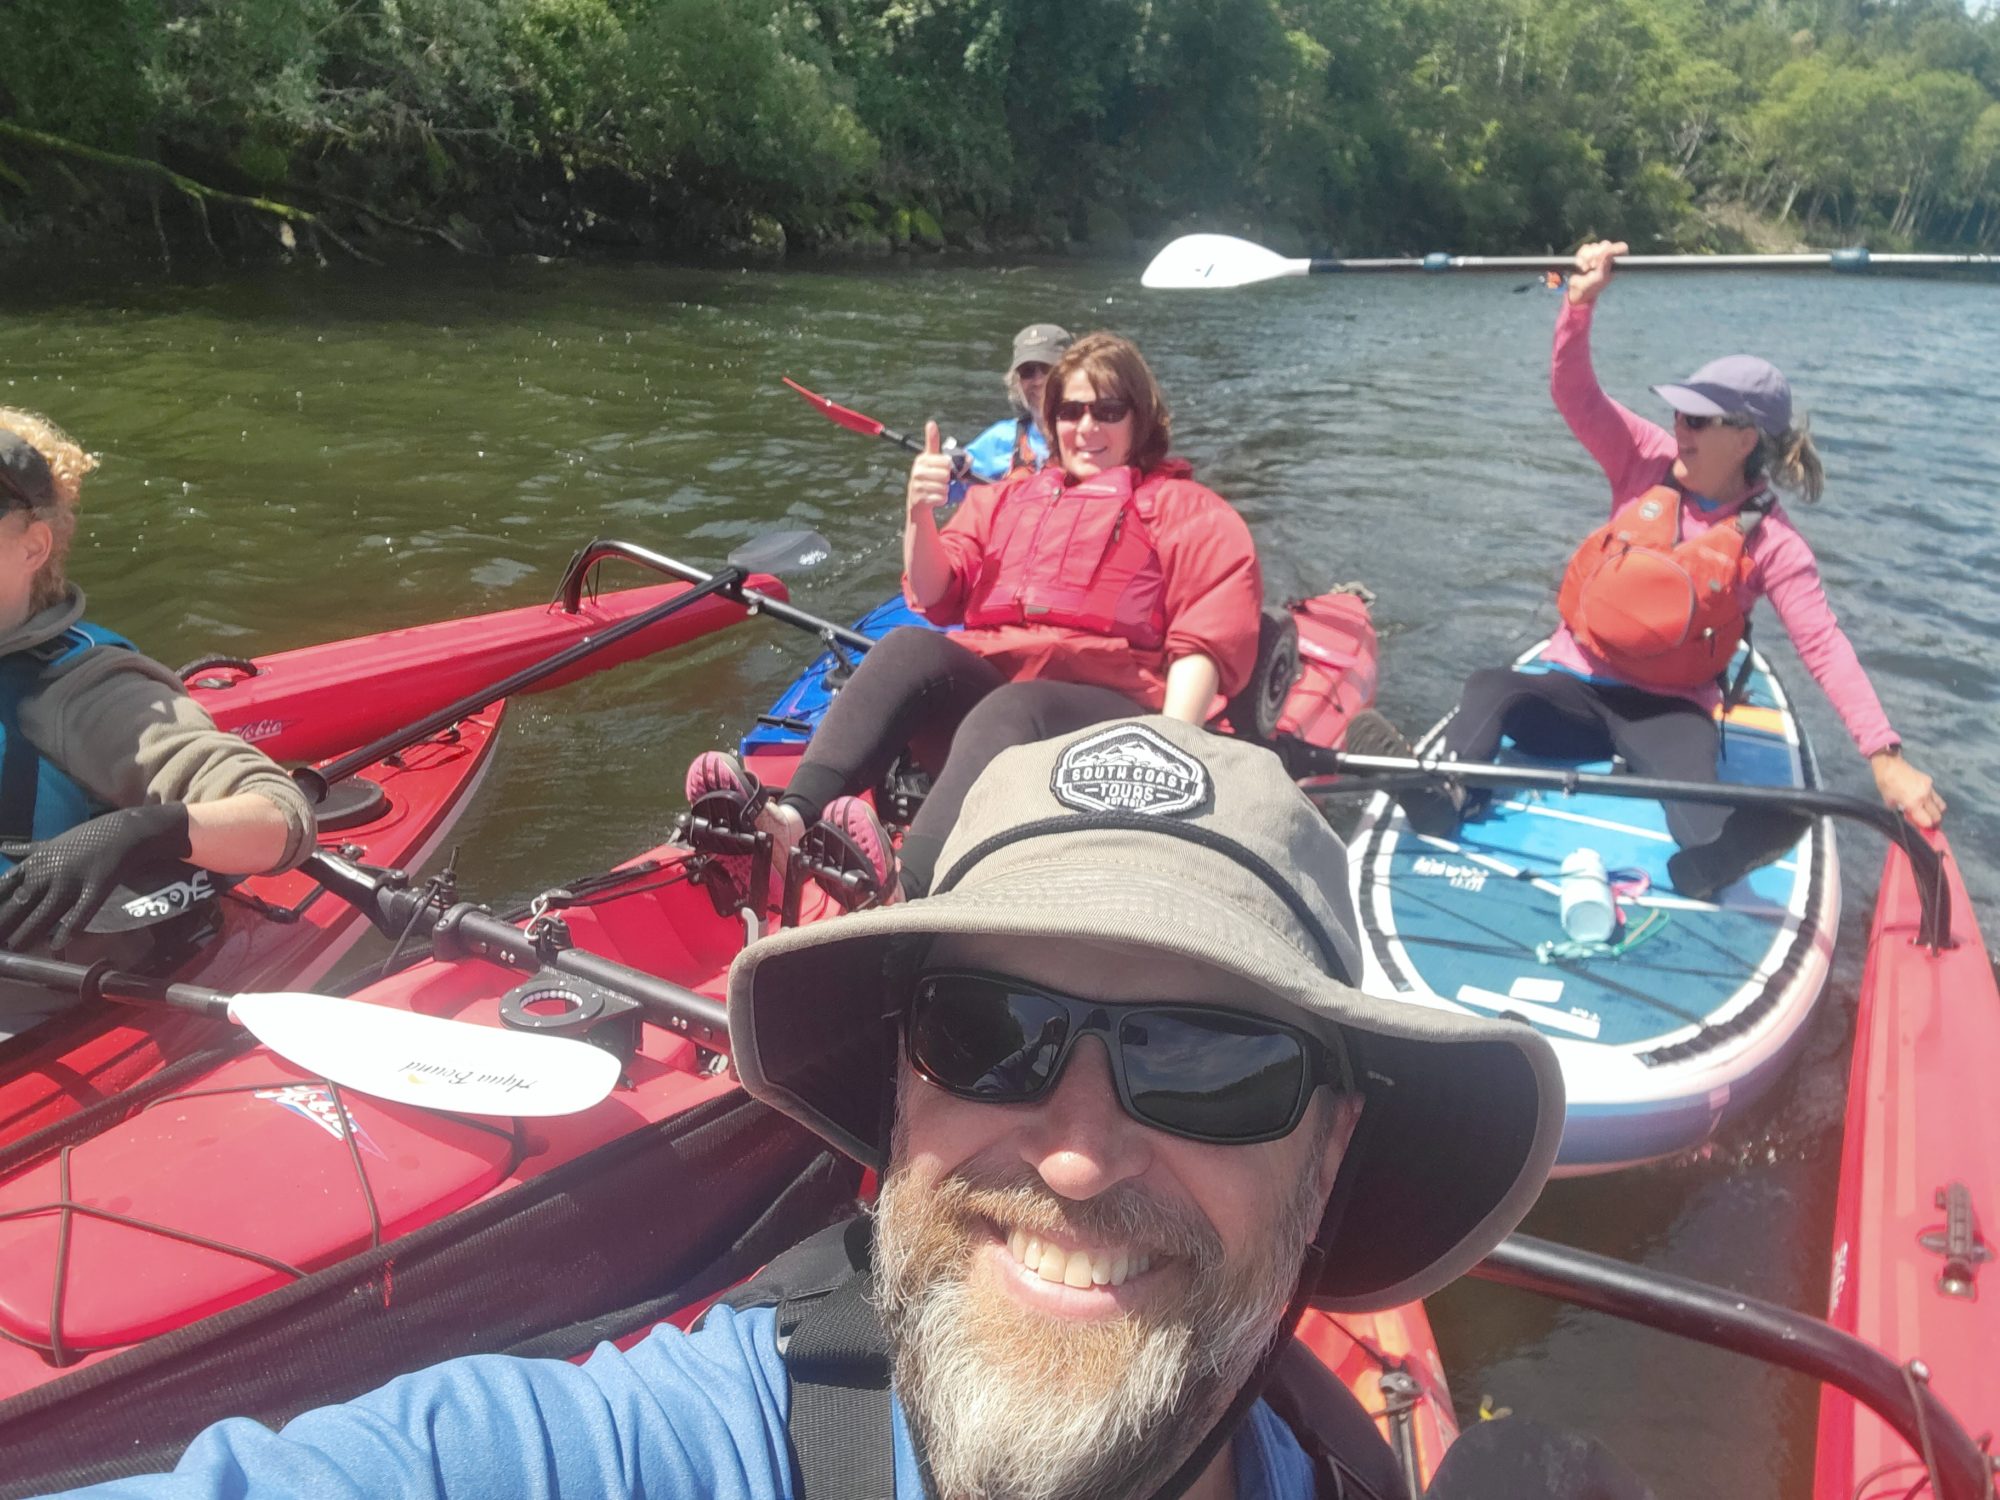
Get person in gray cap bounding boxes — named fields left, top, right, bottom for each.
left=1348, top=236, right=1942, bottom=899
left=961, top=323, right=1072, bottom=483
left=49, top=717, right=1566, bottom=1500
left=685, top=332, right=1264, bottom=913
left=0, top=410, right=314, bottom=1038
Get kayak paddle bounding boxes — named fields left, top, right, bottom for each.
left=1298, top=746, right=1952, bottom=949
left=782, top=377, right=973, bottom=479
left=0, top=949, right=622, bottom=1117
left=1141, top=232, right=2000, bottom=290
left=301, top=528, right=832, bottom=796
left=558, top=536, right=877, bottom=654
left=783, top=376, right=926, bottom=454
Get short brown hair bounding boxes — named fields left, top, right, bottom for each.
left=0, top=408, right=95, bottom=611
left=1040, top=332, right=1173, bottom=474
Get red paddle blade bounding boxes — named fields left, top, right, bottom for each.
left=783, top=376, right=886, bottom=439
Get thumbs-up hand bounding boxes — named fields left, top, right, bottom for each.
left=906, top=420, right=954, bottom=521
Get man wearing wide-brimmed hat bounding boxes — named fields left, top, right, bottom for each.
left=729, top=714, right=1564, bottom=1499
left=45, top=717, right=1564, bottom=1500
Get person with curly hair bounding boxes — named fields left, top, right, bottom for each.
left=0, top=409, right=314, bottom=1035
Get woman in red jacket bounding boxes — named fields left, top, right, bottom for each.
left=688, top=332, right=1263, bottom=905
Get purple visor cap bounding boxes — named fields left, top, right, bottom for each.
left=1650, top=355, right=1793, bottom=437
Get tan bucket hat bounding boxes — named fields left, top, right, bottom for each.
left=728, top=716, right=1564, bottom=1311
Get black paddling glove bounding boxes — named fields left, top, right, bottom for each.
left=0, top=804, right=194, bottom=953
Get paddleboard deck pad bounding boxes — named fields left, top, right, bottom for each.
left=1350, top=641, right=1838, bottom=1174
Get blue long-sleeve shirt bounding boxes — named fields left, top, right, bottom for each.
left=962, top=417, right=1050, bottom=481
left=51, top=1306, right=1316, bottom=1499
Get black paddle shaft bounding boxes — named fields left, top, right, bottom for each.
left=1475, top=1235, right=1996, bottom=1500
left=558, top=538, right=874, bottom=653
left=302, top=564, right=751, bottom=795
left=0, top=948, right=232, bottom=1020
left=431, top=902, right=731, bottom=1053
left=1297, top=748, right=1952, bottom=950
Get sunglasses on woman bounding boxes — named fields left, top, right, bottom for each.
left=1674, top=411, right=1751, bottom=432
left=905, top=970, right=1354, bottom=1145
left=1053, top=398, right=1132, bottom=424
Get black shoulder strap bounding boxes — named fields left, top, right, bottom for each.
left=1261, top=1337, right=1409, bottom=1500
left=1710, top=490, right=1773, bottom=719
left=1717, top=619, right=1758, bottom=717
left=0, top=650, right=49, bottom=843
left=1734, top=487, right=1774, bottom=535
left=783, top=1272, right=898, bottom=1500
left=711, top=1215, right=871, bottom=1328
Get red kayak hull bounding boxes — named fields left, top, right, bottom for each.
left=0, top=708, right=503, bottom=1149
left=187, top=577, right=785, bottom=764
left=1814, top=832, right=2000, bottom=1495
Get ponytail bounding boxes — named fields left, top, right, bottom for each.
left=1746, top=419, right=1824, bottom=504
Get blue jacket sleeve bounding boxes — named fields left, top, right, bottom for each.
left=963, top=419, right=1022, bottom=482
left=49, top=1307, right=796, bottom=1500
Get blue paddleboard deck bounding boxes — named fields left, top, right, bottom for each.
left=1351, top=643, right=1839, bottom=1174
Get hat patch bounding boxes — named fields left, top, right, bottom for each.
left=1050, top=724, right=1212, bottom=817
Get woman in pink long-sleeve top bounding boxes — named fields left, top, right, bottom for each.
left=1350, top=239, right=1943, bottom=900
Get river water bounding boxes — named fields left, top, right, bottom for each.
left=4, top=257, right=1996, bottom=1495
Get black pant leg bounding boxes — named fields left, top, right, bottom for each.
left=1597, top=688, right=1728, bottom=848
left=780, top=628, right=1007, bottom=823
left=897, top=680, right=1143, bottom=896
left=1443, top=668, right=1618, bottom=765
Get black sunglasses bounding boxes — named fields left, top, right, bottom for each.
left=1053, top=398, right=1133, bottom=424
left=1675, top=411, right=1751, bottom=432
left=905, top=970, right=1353, bottom=1146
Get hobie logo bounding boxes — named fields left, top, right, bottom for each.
left=254, top=1084, right=385, bottom=1157
left=121, top=870, right=215, bottom=920
left=235, top=718, right=288, bottom=744
left=1050, top=724, right=1211, bottom=817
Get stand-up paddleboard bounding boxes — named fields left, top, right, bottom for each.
left=1815, top=833, right=1999, bottom=1498
left=1350, top=639, right=1838, bottom=1175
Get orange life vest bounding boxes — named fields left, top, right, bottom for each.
left=1556, top=483, right=1771, bottom=690
left=960, top=463, right=1175, bottom=649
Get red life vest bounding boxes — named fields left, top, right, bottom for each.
left=960, top=463, right=1176, bottom=649
left=1556, top=482, right=1771, bottom=689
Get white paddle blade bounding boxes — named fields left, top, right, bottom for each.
left=230, top=992, right=623, bottom=1117
left=1141, top=234, right=1311, bottom=290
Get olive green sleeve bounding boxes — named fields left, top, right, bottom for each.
left=19, top=647, right=317, bottom=872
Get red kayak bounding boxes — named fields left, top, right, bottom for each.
left=0, top=560, right=780, bottom=1149
left=0, top=589, right=1451, bottom=1494
left=1816, top=831, right=2000, bottom=1497
left=187, top=577, right=775, bottom=764
left=0, top=707, right=504, bottom=1148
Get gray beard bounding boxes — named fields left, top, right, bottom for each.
left=872, top=1148, right=1328, bottom=1500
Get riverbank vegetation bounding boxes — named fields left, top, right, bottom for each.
left=4, top=0, right=1999, bottom=270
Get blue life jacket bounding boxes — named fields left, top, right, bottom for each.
left=0, top=621, right=131, bottom=867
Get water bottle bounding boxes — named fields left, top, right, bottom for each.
left=1559, top=848, right=1617, bottom=943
